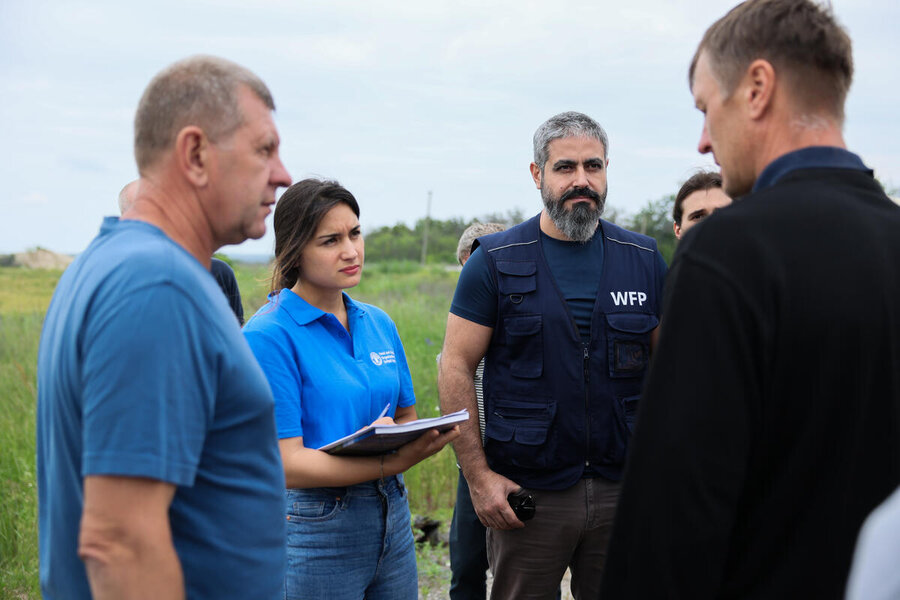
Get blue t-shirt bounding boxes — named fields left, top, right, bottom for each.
left=36, top=217, right=286, bottom=600
left=539, top=232, right=603, bottom=342
left=243, top=288, right=416, bottom=451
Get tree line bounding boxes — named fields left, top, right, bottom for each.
left=364, top=197, right=678, bottom=266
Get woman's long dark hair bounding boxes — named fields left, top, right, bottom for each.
left=270, top=178, right=360, bottom=293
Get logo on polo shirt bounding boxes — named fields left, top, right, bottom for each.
left=370, top=351, right=396, bottom=366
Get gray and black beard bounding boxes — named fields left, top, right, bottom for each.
left=542, top=185, right=607, bottom=242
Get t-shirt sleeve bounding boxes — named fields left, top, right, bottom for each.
left=391, top=322, right=416, bottom=409
left=244, top=326, right=305, bottom=439
left=449, top=246, right=498, bottom=327
left=80, top=284, right=216, bottom=486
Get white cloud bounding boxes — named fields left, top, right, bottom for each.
left=21, top=192, right=49, bottom=206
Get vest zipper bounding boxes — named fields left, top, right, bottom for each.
left=583, top=343, right=590, bottom=468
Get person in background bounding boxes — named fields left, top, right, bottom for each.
left=37, top=55, right=292, bottom=600
left=119, top=180, right=245, bottom=324
left=447, top=221, right=506, bottom=600
left=845, top=486, right=900, bottom=600
left=209, top=258, right=244, bottom=325
left=243, top=178, right=458, bottom=600
left=671, top=170, right=731, bottom=240
left=117, top=180, right=140, bottom=214
left=439, top=111, right=667, bottom=599
left=601, top=1, right=900, bottom=597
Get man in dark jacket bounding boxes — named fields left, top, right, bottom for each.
left=601, top=1, right=900, bottom=598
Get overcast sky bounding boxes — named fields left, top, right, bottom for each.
left=1, top=0, right=897, bottom=257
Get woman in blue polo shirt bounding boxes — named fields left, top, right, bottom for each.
left=243, top=178, right=457, bottom=600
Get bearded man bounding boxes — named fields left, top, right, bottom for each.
left=438, top=111, right=667, bottom=599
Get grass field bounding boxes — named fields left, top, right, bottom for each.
left=0, top=261, right=462, bottom=599
left=0, top=268, right=53, bottom=599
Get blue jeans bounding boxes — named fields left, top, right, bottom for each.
left=284, top=475, right=417, bottom=600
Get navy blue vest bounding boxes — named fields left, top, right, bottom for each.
left=476, top=215, right=663, bottom=489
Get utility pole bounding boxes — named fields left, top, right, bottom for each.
left=420, top=190, right=432, bottom=266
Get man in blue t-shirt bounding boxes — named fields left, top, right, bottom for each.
left=439, top=111, right=666, bottom=599
left=120, top=181, right=245, bottom=325
left=37, top=56, right=292, bottom=600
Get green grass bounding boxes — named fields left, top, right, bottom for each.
left=0, top=267, right=64, bottom=315
left=354, top=266, right=460, bottom=513
left=0, top=262, right=462, bottom=596
left=414, top=509, right=454, bottom=598
left=0, top=311, right=43, bottom=599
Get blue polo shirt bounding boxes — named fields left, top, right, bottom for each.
left=243, top=289, right=416, bottom=450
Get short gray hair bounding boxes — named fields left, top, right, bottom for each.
left=533, top=111, right=609, bottom=170
left=134, top=55, right=275, bottom=171
left=457, top=222, right=506, bottom=265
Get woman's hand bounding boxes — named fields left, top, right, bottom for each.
left=384, top=425, right=460, bottom=475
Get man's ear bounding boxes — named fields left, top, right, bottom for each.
left=174, top=126, right=210, bottom=187
left=529, top=162, right=542, bottom=189
left=673, top=220, right=682, bottom=240
left=745, top=58, right=776, bottom=120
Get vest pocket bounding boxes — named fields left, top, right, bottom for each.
left=605, top=312, right=658, bottom=379
left=502, top=314, right=543, bottom=378
left=607, top=394, right=640, bottom=464
left=484, top=396, right=556, bottom=469
left=496, top=260, right=537, bottom=294
left=617, top=394, right=640, bottom=434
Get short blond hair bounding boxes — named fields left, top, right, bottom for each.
left=134, top=55, right=274, bottom=171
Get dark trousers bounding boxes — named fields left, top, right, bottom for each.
left=450, top=471, right=563, bottom=600
left=449, top=471, right=489, bottom=600
left=486, top=478, right=620, bottom=600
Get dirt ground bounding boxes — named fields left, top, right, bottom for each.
left=418, top=550, right=574, bottom=600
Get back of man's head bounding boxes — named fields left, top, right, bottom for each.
left=457, top=222, right=506, bottom=266
left=134, top=55, right=274, bottom=172
left=690, top=0, right=853, bottom=122
left=118, top=180, right=139, bottom=214
left=533, top=111, right=609, bottom=171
